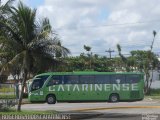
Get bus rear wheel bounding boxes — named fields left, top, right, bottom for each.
left=109, top=94, right=119, bottom=102
left=46, top=95, right=56, bottom=104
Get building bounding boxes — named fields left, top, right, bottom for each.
left=150, top=70, right=160, bottom=89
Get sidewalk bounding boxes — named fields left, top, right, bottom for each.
left=143, top=97, right=160, bottom=103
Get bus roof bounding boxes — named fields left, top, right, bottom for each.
left=35, top=71, right=144, bottom=77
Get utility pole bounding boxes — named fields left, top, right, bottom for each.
left=105, top=48, right=114, bottom=59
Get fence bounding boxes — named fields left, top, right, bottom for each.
left=0, top=83, right=16, bottom=99
left=0, top=83, right=17, bottom=111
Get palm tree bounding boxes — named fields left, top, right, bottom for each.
left=83, top=45, right=92, bottom=69
left=0, top=0, right=14, bottom=19
left=84, top=45, right=91, bottom=54
left=0, top=1, right=70, bottom=111
left=0, top=0, right=16, bottom=79
left=116, top=44, right=128, bottom=71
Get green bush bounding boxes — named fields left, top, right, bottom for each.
left=0, top=95, right=16, bottom=99
left=0, top=100, right=16, bottom=112
left=0, top=88, right=15, bottom=92
left=23, top=93, right=28, bottom=98
left=149, top=89, right=160, bottom=95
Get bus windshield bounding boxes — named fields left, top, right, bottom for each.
left=31, top=75, right=49, bottom=91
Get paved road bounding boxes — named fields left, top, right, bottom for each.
left=83, top=113, right=160, bottom=120
left=21, top=101, right=160, bottom=120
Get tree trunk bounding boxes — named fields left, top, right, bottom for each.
left=144, top=71, right=150, bottom=94
left=17, top=69, right=27, bottom=111
left=148, top=69, right=154, bottom=94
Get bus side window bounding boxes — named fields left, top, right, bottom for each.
left=111, top=75, right=125, bottom=84
left=63, top=75, right=79, bottom=84
left=126, top=75, right=140, bottom=83
left=79, top=75, right=94, bottom=84
left=94, top=75, right=110, bottom=84
left=47, top=76, right=62, bottom=86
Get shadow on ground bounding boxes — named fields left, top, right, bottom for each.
left=67, top=112, right=160, bottom=120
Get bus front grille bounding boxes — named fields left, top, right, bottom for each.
left=130, top=91, right=140, bottom=99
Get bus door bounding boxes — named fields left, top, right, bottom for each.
left=30, top=75, right=49, bottom=101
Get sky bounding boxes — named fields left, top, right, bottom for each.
left=2, top=0, right=160, bottom=57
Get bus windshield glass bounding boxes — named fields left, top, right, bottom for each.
left=31, top=75, right=49, bottom=91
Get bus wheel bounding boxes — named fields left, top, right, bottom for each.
left=109, top=94, right=119, bottom=102
left=46, top=95, right=56, bottom=104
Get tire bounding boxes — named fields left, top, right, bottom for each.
left=46, top=95, right=56, bottom=104
left=109, top=94, right=119, bottom=102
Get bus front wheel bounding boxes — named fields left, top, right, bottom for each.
left=46, top=94, right=56, bottom=104
left=109, top=94, right=119, bottom=102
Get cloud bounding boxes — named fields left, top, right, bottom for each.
left=1, top=0, right=8, bottom=4
left=35, top=0, right=160, bottom=56
left=108, top=9, right=141, bottom=23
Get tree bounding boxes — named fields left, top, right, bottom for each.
left=83, top=45, right=92, bottom=69
left=83, top=45, right=91, bottom=53
left=149, top=30, right=157, bottom=94
left=117, top=43, right=159, bottom=94
left=130, top=50, right=159, bottom=94
left=0, top=1, right=70, bottom=111
left=0, top=0, right=14, bottom=20
left=0, top=0, right=16, bottom=80
left=116, top=44, right=128, bottom=71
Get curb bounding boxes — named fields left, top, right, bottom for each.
left=72, top=106, right=160, bottom=112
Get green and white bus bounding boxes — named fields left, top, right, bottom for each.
left=28, top=72, right=144, bottom=104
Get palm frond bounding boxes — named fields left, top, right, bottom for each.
left=0, top=36, right=22, bottom=51
left=0, top=20, right=23, bottom=46
left=0, top=52, right=10, bottom=58
left=0, top=0, right=15, bottom=16
left=1, top=51, right=24, bottom=75
left=41, top=18, right=52, bottom=32
left=8, top=51, right=24, bottom=65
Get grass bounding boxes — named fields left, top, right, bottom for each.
left=145, top=95, right=160, bottom=99
left=149, top=89, right=160, bottom=96
left=0, top=109, right=57, bottom=115
left=0, top=87, right=16, bottom=99
left=0, top=95, right=16, bottom=99
left=0, top=88, right=15, bottom=92
left=145, top=89, right=160, bottom=100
